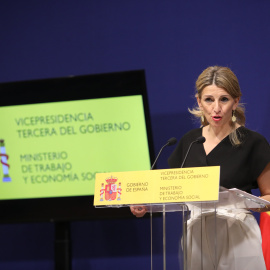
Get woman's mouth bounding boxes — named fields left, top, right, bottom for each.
left=212, top=116, right=222, bottom=122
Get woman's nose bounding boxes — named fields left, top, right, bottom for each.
left=213, top=101, right=221, bottom=113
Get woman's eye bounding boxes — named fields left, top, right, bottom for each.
left=221, top=97, right=229, bottom=102
left=204, top=98, right=213, bottom=102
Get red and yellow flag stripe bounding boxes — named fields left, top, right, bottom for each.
left=260, top=212, right=270, bottom=270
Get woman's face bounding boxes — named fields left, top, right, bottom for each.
left=197, top=84, right=239, bottom=128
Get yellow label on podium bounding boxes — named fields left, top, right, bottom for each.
left=94, top=166, right=220, bottom=206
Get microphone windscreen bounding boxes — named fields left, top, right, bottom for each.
left=167, top=137, right=177, bottom=146
left=196, top=136, right=206, bottom=144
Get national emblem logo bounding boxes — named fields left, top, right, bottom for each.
left=100, top=176, right=122, bottom=201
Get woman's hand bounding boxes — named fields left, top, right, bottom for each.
left=255, top=162, right=270, bottom=212
left=130, top=205, right=148, bottom=217
left=249, top=204, right=270, bottom=212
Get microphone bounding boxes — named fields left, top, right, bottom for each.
left=180, top=136, right=206, bottom=168
left=151, top=137, right=177, bottom=170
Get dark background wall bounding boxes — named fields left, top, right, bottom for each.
left=0, top=1, right=270, bottom=269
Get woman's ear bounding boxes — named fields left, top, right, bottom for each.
left=233, top=97, right=240, bottom=110
left=197, top=96, right=202, bottom=109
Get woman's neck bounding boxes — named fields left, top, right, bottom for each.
left=203, top=123, right=240, bottom=142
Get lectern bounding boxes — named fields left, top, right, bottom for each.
left=142, top=187, right=267, bottom=270
left=94, top=168, right=268, bottom=270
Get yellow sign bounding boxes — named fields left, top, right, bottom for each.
left=94, top=166, right=220, bottom=206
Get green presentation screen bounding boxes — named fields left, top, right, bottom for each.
left=0, top=70, right=154, bottom=221
left=0, top=96, right=150, bottom=199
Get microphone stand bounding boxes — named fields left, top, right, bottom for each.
left=151, top=138, right=177, bottom=170
left=149, top=137, right=177, bottom=270
left=181, top=136, right=205, bottom=168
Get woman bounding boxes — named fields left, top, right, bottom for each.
left=131, top=66, right=270, bottom=269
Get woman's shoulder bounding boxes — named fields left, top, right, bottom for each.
left=168, top=128, right=202, bottom=168
left=171, top=128, right=202, bottom=153
left=181, top=128, right=202, bottom=141
left=238, top=126, right=269, bottom=145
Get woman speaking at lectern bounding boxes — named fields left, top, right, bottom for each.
left=130, top=66, right=270, bottom=270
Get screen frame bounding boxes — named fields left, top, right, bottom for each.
left=0, top=70, right=155, bottom=223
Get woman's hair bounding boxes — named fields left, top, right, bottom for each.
left=189, top=66, right=245, bottom=146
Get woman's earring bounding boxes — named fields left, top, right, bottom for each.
left=201, top=113, right=204, bottom=123
left=232, top=110, right=236, bottom=123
